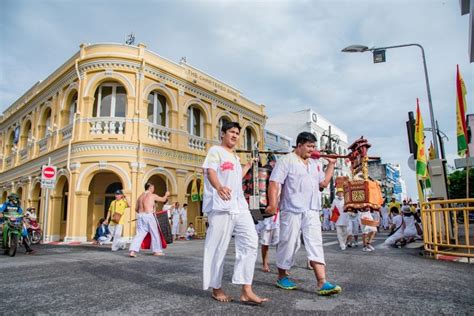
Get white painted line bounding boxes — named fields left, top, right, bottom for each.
left=323, top=241, right=339, bottom=246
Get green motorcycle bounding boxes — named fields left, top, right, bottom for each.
left=2, top=213, right=24, bottom=257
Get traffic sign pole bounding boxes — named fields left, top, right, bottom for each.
left=42, top=157, right=53, bottom=243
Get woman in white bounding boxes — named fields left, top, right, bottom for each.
left=171, top=202, right=180, bottom=241
left=202, top=121, right=267, bottom=304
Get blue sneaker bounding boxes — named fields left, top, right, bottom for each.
left=317, top=281, right=342, bottom=296
left=276, top=277, right=297, bottom=290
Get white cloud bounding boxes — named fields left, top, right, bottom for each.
left=0, top=0, right=471, bottom=198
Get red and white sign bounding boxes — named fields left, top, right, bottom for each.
left=41, top=165, right=57, bottom=188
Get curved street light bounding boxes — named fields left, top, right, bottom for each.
left=341, top=43, right=440, bottom=160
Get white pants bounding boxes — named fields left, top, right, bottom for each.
left=336, top=225, right=348, bottom=248
left=322, top=218, right=331, bottom=231
left=203, top=211, right=258, bottom=290
left=260, top=227, right=280, bottom=246
left=381, top=215, right=389, bottom=229
left=347, top=218, right=360, bottom=236
left=129, top=213, right=163, bottom=253
left=384, top=230, right=404, bottom=246
left=98, top=235, right=111, bottom=245
left=276, top=210, right=325, bottom=270
left=330, top=222, right=336, bottom=230
left=109, top=224, right=125, bottom=251
left=172, top=220, right=179, bottom=235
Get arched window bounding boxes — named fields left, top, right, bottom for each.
left=69, top=93, right=77, bottom=124
left=20, top=121, right=32, bottom=149
left=187, top=106, right=203, bottom=137
left=147, top=91, right=167, bottom=126
left=92, top=82, right=127, bottom=117
left=6, top=130, right=15, bottom=155
left=245, top=127, right=255, bottom=151
left=217, top=116, right=231, bottom=139
left=39, top=108, right=52, bottom=139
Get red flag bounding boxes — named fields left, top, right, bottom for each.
left=330, top=206, right=340, bottom=223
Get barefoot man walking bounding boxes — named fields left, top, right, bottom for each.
left=129, top=183, right=170, bottom=257
left=202, top=121, right=268, bottom=304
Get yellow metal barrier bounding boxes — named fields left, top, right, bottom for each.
left=195, top=216, right=208, bottom=238
left=422, top=198, right=473, bottom=262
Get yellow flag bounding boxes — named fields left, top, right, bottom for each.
left=191, top=177, right=199, bottom=202
left=415, top=99, right=427, bottom=178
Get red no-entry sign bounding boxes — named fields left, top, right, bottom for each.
left=41, top=165, right=57, bottom=188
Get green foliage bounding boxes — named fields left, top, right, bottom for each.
left=448, top=169, right=474, bottom=199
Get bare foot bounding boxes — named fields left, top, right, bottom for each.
left=285, top=270, right=291, bottom=276
left=152, top=252, right=165, bottom=256
left=129, top=251, right=137, bottom=258
left=212, top=288, right=233, bottom=302
left=262, top=264, right=270, bottom=273
left=240, top=287, right=269, bottom=305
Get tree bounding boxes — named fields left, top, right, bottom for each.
left=447, top=169, right=474, bottom=199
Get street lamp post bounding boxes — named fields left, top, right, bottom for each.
left=341, top=43, right=440, bottom=159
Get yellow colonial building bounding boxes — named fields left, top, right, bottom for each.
left=0, top=43, right=266, bottom=242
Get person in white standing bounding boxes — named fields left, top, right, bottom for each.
left=321, top=204, right=331, bottom=231
left=202, top=121, right=268, bottom=304
left=332, top=188, right=349, bottom=250
left=179, top=203, right=188, bottom=239
left=380, top=203, right=390, bottom=230
left=267, top=132, right=342, bottom=296
left=129, top=183, right=170, bottom=257
left=346, top=210, right=360, bottom=248
left=171, top=202, right=180, bottom=241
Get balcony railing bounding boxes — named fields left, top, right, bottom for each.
left=89, top=118, right=126, bottom=135
left=61, top=124, right=73, bottom=141
left=5, top=155, right=13, bottom=168
left=188, top=134, right=207, bottom=151
left=19, top=148, right=28, bottom=161
left=38, top=137, right=49, bottom=153
left=148, top=123, right=171, bottom=143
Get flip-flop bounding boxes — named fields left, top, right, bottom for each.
left=212, top=294, right=233, bottom=302
left=152, top=252, right=165, bottom=256
left=129, top=253, right=137, bottom=258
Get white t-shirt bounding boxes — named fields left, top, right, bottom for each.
left=179, top=208, right=187, bottom=222
left=270, top=152, right=325, bottom=213
left=392, top=214, right=404, bottom=232
left=332, top=198, right=348, bottom=226
left=202, top=145, right=249, bottom=213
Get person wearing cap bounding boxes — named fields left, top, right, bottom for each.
left=331, top=188, right=349, bottom=250
left=267, top=131, right=341, bottom=296
left=105, top=189, right=129, bottom=251
left=388, top=196, right=401, bottom=214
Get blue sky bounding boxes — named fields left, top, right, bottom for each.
left=1, top=0, right=472, bottom=198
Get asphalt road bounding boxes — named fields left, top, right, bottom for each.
left=1, top=231, right=473, bottom=315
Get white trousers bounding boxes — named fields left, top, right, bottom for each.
left=347, top=218, right=360, bottom=236
left=203, top=211, right=258, bottom=290
left=260, top=227, right=280, bottom=246
left=109, top=224, right=125, bottom=251
left=276, top=210, right=325, bottom=270
left=330, top=222, right=336, bottom=230
left=322, top=218, right=331, bottom=231
left=384, top=230, right=404, bottom=246
left=172, top=220, right=179, bottom=235
left=129, top=213, right=162, bottom=253
left=336, top=225, right=348, bottom=248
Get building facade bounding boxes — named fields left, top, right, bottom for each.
left=264, top=129, right=292, bottom=152
left=0, top=43, right=266, bottom=242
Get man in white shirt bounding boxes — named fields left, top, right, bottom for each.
left=267, top=132, right=342, bottom=296
left=380, top=203, right=389, bottom=230
left=202, top=121, right=268, bottom=305
left=331, top=188, right=348, bottom=250
left=384, top=208, right=405, bottom=247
